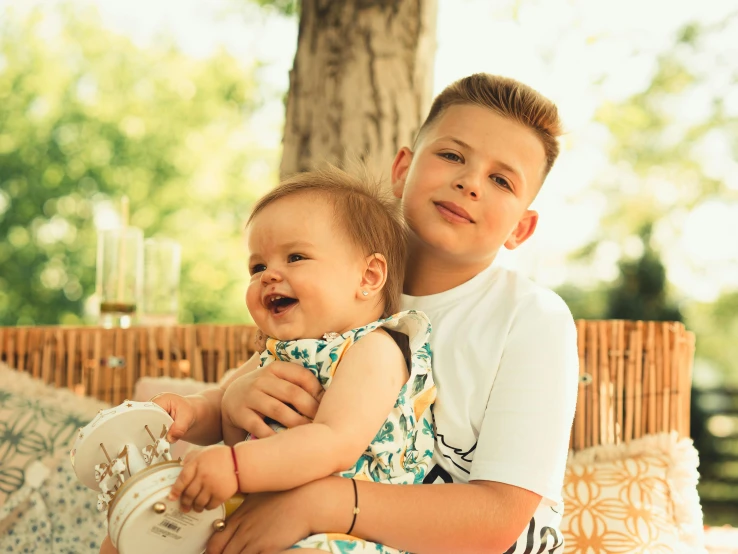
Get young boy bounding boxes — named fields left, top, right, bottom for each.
left=178, top=73, right=578, bottom=554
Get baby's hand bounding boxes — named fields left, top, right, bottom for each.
left=168, top=445, right=239, bottom=513
left=151, top=393, right=197, bottom=443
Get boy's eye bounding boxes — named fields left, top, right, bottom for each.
left=491, top=175, right=512, bottom=190
left=288, top=254, right=306, bottom=263
left=250, top=263, right=266, bottom=275
left=438, top=152, right=462, bottom=163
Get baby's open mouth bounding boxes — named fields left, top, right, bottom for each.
left=266, top=294, right=298, bottom=315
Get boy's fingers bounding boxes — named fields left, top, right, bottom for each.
left=269, top=378, right=321, bottom=420
left=205, top=503, right=247, bottom=553
left=254, top=393, right=311, bottom=430
left=236, top=409, right=276, bottom=439
left=270, top=362, right=324, bottom=401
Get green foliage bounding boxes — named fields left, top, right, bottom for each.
left=0, top=5, right=278, bottom=325
left=686, top=292, right=738, bottom=387
left=226, top=0, right=299, bottom=17
left=557, top=238, right=682, bottom=323
left=604, top=226, right=683, bottom=322
left=249, top=0, right=300, bottom=16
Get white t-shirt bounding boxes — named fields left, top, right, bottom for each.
left=401, top=263, right=578, bottom=553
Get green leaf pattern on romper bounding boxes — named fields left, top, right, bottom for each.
left=261, top=310, right=437, bottom=554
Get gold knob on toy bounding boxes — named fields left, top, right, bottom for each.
left=153, top=502, right=167, bottom=514
left=213, top=519, right=226, bottom=532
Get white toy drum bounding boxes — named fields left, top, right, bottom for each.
left=71, top=400, right=240, bottom=554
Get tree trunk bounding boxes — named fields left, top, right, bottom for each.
left=280, top=0, right=437, bottom=179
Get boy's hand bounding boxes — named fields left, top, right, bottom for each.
left=151, top=393, right=197, bottom=443
left=222, top=361, right=324, bottom=439
left=168, top=445, right=239, bottom=513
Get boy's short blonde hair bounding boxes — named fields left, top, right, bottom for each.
left=248, top=166, right=407, bottom=318
left=417, top=73, right=563, bottom=178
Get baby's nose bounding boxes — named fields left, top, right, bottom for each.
left=261, top=268, right=282, bottom=283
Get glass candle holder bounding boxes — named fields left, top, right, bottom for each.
left=140, top=238, right=181, bottom=326
left=96, top=227, right=144, bottom=328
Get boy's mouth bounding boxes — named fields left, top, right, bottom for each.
left=264, top=294, right=299, bottom=315
left=434, top=201, right=474, bottom=223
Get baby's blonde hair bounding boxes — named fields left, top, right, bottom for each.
left=248, top=166, right=407, bottom=317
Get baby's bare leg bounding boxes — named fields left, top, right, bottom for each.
left=100, top=535, right=118, bottom=554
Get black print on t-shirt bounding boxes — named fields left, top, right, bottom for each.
left=422, top=463, right=453, bottom=484
left=435, top=431, right=476, bottom=475
left=503, top=517, right=564, bottom=554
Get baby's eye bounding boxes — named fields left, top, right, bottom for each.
left=250, top=263, right=266, bottom=275
left=439, top=152, right=462, bottom=163
left=288, top=254, right=306, bottom=263
left=491, top=175, right=512, bottom=190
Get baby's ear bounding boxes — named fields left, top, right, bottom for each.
left=391, top=148, right=413, bottom=199
left=358, top=253, right=388, bottom=300
left=504, top=210, right=538, bottom=250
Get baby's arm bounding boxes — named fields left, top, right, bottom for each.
left=233, top=329, right=407, bottom=491
left=157, top=353, right=261, bottom=446
left=169, top=329, right=406, bottom=509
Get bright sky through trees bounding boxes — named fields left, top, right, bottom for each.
left=4, top=0, right=737, bottom=302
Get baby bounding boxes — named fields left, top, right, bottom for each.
left=136, top=167, right=434, bottom=554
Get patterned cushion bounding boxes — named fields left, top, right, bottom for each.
left=562, top=433, right=706, bottom=554
left=0, top=452, right=107, bottom=553
left=0, top=363, right=108, bottom=519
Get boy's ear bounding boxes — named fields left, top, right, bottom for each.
left=358, top=253, right=388, bottom=300
left=504, top=210, right=538, bottom=250
left=391, top=147, right=413, bottom=199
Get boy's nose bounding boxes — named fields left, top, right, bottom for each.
left=454, top=181, right=479, bottom=199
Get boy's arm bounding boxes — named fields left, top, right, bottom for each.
left=172, top=353, right=261, bottom=445
left=208, top=477, right=541, bottom=554
left=309, top=477, right=541, bottom=554
left=233, top=330, right=406, bottom=492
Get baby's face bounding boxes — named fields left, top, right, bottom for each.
left=246, top=194, right=368, bottom=341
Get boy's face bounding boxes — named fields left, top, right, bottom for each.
left=391, top=104, right=546, bottom=266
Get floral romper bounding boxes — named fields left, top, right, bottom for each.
left=255, top=310, right=436, bottom=554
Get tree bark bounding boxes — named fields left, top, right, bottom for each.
left=280, top=0, right=437, bottom=179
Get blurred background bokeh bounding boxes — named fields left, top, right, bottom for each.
left=0, top=0, right=737, bottom=524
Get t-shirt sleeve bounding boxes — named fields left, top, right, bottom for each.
left=468, top=290, right=578, bottom=505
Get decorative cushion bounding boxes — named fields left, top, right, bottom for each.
left=562, top=433, right=706, bottom=554
left=0, top=363, right=109, bottom=509
left=0, top=362, right=110, bottom=551
left=0, top=450, right=107, bottom=553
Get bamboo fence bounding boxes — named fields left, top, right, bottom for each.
left=0, top=320, right=694, bottom=451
